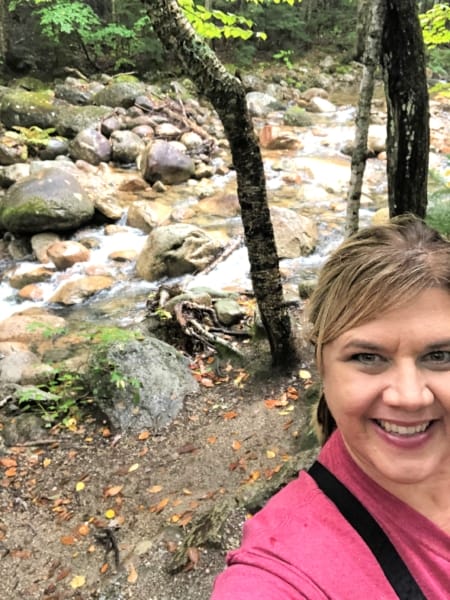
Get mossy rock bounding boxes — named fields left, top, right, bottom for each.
left=283, top=106, right=314, bottom=127
left=0, top=89, right=58, bottom=129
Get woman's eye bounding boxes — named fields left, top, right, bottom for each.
left=351, top=353, right=383, bottom=365
left=424, top=350, right=450, bottom=365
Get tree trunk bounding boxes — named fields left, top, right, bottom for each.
left=345, top=0, right=386, bottom=235
left=381, top=0, right=429, bottom=218
left=354, top=0, right=372, bottom=61
left=0, top=0, right=7, bottom=68
left=142, top=0, right=298, bottom=367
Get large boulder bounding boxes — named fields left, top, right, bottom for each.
left=54, top=105, right=112, bottom=137
left=0, top=89, right=58, bottom=129
left=0, top=167, right=94, bottom=233
left=270, top=206, right=318, bottom=258
left=92, top=81, right=147, bottom=108
left=138, top=139, right=195, bottom=185
left=110, top=130, right=145, bottom=164
left=91, top=337, right=199, bottom=431
left=136, top=223, right=223, bottom=281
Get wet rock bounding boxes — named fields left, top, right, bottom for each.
left=138, top=139, right=195, bottom=185
left=0, top=350, right=52, bottom=384
left=69, top=128, right=111, bottom=165
left=18, top=283, right=45, bottom=301
left=92, top=337, right=199, bottom=432
left=259, top=125, right=302, bottom=150
left=270, top=206, right=318, bottom=258
left=7, top=265, right=55, bottom=288
left=246, top=92, right=282, bottom=117
left=126, top=200, right=171, bottom=233
left=307, top=97, right=336, bottom=113
left=101, top=114, right=126, bottom=137
left=110, top=130, right=145, bottom=164
left=46, top=240, right=91, bottom=270
left=54, top=77, right=102, bottom=105
left=0, top=167, right=94, bottom=233
left=154, top=122, right=182, bottom=140
left=197, top=192, right=240, bottom=218
left=50, top=275, right=114, bottom=305
left=283, top=106, right=314, bottom=127
left=38, top=137, right=69, bottom=160
left=301, top=88, right=329, bottom=102
left=136, top=223, right=223, bottom=281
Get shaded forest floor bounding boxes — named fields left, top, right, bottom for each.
left=0, top=306, right=320, bottom=599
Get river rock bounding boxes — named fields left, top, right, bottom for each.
left=69, top=128, right=112, bottom=165
left=92, top=81, right=147, bottom=108
left=50, top=275, right=114, bottom=305
left=0, top=350, right=52, bottom=385
left=246, top=92, right=282, bottom=117
left=136, top=223, right=223, bottom=281
left=270, top=206, right=318, bottom=258
left=54, top=105, right=112, bottom=137
left=54, top=77, right=103, bottom=105
left=46, top=240, right=91, bottom=270
left=0, top=308, right=66, bottom=344
left=110, top=130, right=145, bottom=164
left=0, top=163, right=31, bottom=188
left=307, top=97, right=336, bottom=113
left=31, top=232, right=61, bottom=262
left=126, top=200, right=171, bottom=233
left=91, top=337, right=199, bottom=432
left=214, top=297, right=244, bottom=326
left=7, top=264, right=55, bottom=288
left=0, top=132, right=28, bottom=165
left=138, top=139, right=195, bottom=185
left=0, top=167, right=94, bottom=234
left=0, top=88, right=58, bottom=129
left=259, top=125, right=302, bottom=150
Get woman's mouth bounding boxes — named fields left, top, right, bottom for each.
left=374, top=419, right=433, bottom=436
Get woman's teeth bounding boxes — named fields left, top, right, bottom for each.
left=376, top=420, right=431, bottom=436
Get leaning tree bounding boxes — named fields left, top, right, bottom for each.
left=142, top=0, right=298, bottom=368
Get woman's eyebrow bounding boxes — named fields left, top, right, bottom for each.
left=341, top=339, right=385, bottom=352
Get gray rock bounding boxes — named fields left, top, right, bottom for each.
left=136, top=223, right=223, bottom=281
left=110, top=130, right=145, bottom=164
left=69, top=128, right=111, bottom=165
left=214, top=298, right=244, bottom=326
left=54, top=105, right=112, bottom=137
left=93, top=337, right=199, bottom=431
left=270, top=206, right=318, bottom=258
left=138, top=139, right=195, bottom=185
left=0, top=167, right=94, bottom=233
left=92, top=81, right=147, bottom=108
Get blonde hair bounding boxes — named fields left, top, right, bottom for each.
left=308, top=214, right=450, bottom=443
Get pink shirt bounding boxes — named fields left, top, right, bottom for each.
left=210, top=431, right=449, bottom=599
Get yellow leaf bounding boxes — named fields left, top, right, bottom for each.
left=105, top=509, right=116, bottom=519
left=43, top=458, right=51, bottom=468
left=266, top=450, right=276, bottom=459
left=70, top=575, right=86, bottom=589
left=75, top=481, right=85, bottom=492
left=299, top=369, right=311, bottom=380
left=148, top=485, right=163, bottom=494
left=128, top=463, right=139, bottom=473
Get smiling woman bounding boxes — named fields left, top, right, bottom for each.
left=210, top=215, right=450, bottom=600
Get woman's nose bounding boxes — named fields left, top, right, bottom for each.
left=382, top=364, right=434, bottom=409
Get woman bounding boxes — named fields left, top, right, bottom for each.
left=210, top=215, right=450, bottom=599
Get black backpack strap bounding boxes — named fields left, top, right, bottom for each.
left=308, top=461, right=427, bottom=599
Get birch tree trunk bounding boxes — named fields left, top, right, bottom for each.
left=381, top=0, right=429, bottom=218
left=142, top=0, right=298, bottom=367
left=345, top=0, right=386, bottom=235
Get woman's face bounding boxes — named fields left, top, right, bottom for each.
left=322, top=287, right=450, bottom=489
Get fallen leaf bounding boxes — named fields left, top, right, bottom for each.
left=104, top=485, right=123, bottom=498
left=70, top=575, right=86, bottom=589
left=200, top=377, right=214, bottom=387
left=60, top=536, right=77, bottom=546
left=286, top=386, right=299, bottom=400
left=148, top=485, right=163, bottom=494
left=207, top=435, right=217, bottom=444
left=182, top=488, right=192, bottom=495
left=299, top=369, right=311, bottom=380
left=75, top=481, right=85, bottom=492
left=5, top=467, right=17, bottom=477
left=0, top=457, right=17, bottom=468
left=128, top=463, right=139, bottom=473
left=231, top=440, right=241, bottom=451
left=222, top=410, right=238, bottom=420
left=266, top=450, right=277, bottom=459
left=137, top=430, right=150, bottom=441
left=100, top=563, right=109, bottom=574
left=78, top=524, right=90, bottom=536
left=11, top=549, right=32, bottom=559
left=150, top=497, right=169, bottom=513
left=43, top=458, right=52, bottom=468
left=127, top=562, right=138, bottom=583
left=104, top=509, right=116, bottom=519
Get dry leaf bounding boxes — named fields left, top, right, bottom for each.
left=128, top=463, right=139, bottom=473
left=207, top=435, right=217, bottom=444
left=104, top=509, right=116, bottom=519
left=148, top=485, right=163, bottom=494
left=266, top=450, right=277, bottom=459
left=60, top=536, right=76, bottom=546
left=5, top=467, right=17, bottom=477
left=75, top=481, right=85, bottom=492
left=0, top=457, right=17, bottom=468
left=231, top=440, right=241, bottom=451
left=137, top=430, right=150, bottom=441
left=299, top=369, right=311, bottom=380
left=127, top=562, right=138, bottom=583
left=222, top=410, right=238, bottom=420
left=150, top=497, right=169, bottom=513
left=78, top=524, right=90, bottom=536
left=100, top=563, right=109, bottom=574
left=104, top=485, right=123, bottom=498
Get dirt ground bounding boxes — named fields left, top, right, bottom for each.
left=0, top=308, right=321, bottom=600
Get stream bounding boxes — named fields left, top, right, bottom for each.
left=0, top=98, right=447, bottom=330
